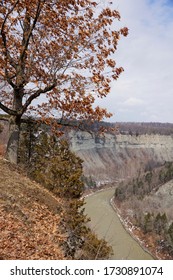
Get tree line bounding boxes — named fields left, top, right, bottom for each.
left=116, top=122, right=173, bottom=136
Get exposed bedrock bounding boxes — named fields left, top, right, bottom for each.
left=69, top=131, right=173, bottom=185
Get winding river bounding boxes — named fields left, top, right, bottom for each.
left=84, top=188, right=154, bottom=260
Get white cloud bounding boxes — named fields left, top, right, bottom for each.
left=99, top=0, right=173, bottom=123
left=122, top=97, right=145, bottom=107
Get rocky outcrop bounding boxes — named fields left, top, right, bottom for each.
left=69, top=130, right=173, bottom=185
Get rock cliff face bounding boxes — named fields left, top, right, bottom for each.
left=1, top=118, right=173, bottom=186
left=69, top=130, right=173, bottom=185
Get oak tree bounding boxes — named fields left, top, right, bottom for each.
left=0, top=0, right=128, bottom=163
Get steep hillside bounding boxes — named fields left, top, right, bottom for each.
left=0, top=157, right=66, bottom=260
left=113, top=162, right=173, bottom=259
left=142, top=179, right=173, bottom=220
left=69, top=130, right=173, bottom=185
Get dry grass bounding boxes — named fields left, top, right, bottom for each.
left=0, top=157, right=66, bottom=259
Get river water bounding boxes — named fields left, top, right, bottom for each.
left=84, top=188, right=154, bottom=260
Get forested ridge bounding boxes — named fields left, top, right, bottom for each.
left=114, top=162, right=173, bottom=259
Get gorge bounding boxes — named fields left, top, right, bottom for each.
left=69, top=125, right=173, bottom=186
left=69, top=123, right=173, bottom=259
left=1, top=120, right=173, bottom=259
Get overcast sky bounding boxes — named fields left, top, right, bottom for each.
left=98, top=0, right=173, bottom=123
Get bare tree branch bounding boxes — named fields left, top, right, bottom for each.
left=22, top=81, right=57, bottom=114
left=1, top=0, right=19, bottom=69
left=20, top=0, right=45, bottom=62
left=0, top=101, right=17, bottom=116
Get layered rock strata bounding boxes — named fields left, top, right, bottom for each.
left=69, top=130, right=173, bottom=185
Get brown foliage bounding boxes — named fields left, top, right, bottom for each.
left=0, top=0, right=128, bottom=122
left=0, top=204, right=65, bottom=260
left=0, top=157, right=66, bottom=259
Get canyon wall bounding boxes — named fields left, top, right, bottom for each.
left=69, top=130, right=173, bottom=185
left=1, top=118, right=173, bottom=186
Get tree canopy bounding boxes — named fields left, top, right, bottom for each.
left=0, top=0, right=128, bottom=162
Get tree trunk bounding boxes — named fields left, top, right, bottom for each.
left=6, top=115, right=21, bottom=164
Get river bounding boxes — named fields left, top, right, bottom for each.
left=84, top=188, right=154, bottom=260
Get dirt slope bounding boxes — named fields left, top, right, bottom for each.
left=0, top=157, right=66, bottom=260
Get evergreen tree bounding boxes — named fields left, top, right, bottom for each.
left=143, top=212, right=153, bottom=233
left=28, top=132, right=86, bottom=256
left=154, top=213, right=168, bottom=235
left=27, top=132, right=112, bottom=259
